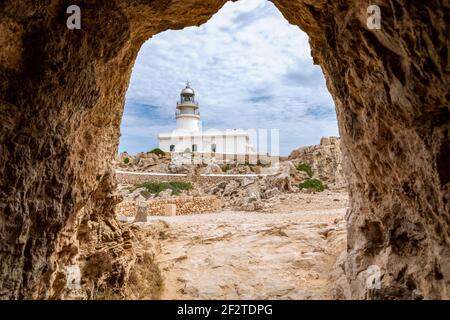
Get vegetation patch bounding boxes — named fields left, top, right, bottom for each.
left=299, top=179, right=325, bottom=192
left=123, top=157, right=130, bottom=164
left=131, top=181, right=192, bottom=196
left=147, top=148, right=165, bottom=157
left=296, top=162, right=313, bottom=177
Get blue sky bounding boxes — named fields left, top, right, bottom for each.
left=119, top=0, right=338, bottom=156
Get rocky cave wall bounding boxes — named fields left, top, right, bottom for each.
left=1, top=0, right=449, bottom=299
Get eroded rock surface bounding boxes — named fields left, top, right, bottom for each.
left=289, top=137, right=347, bottom=190
left=153, top=208, right=347, bottom=299
left=1, top=0, right=449, bottom=299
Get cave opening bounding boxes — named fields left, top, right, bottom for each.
left=114, top=0, right=346, bottom=300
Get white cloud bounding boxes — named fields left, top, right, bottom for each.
left=120, top=0, right=338, bottom=155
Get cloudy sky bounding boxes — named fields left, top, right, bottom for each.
left=119, top=0, right=338, bottom=156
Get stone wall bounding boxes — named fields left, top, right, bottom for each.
left=116, top=196, right=223, bottom=217
left=115, top=171, right=271, bottom=186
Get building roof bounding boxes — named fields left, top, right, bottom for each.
left=181, top=82, right=194, bottom=95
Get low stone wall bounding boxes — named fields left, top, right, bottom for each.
left=115, top=171, right=269, bottom=185
left=115, top=196, right=223, bottom=216
left=116, top=172, right=188, bottom=184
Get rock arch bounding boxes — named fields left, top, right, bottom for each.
left=0, top=0, right=448, bottom=299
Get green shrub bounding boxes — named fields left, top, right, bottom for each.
left=298, top=179, right=325, bottom=192
left=296, top=162, right=313, bottom=177
left=147, top=148, right=165, bottom=157
left=123, top=157, right=130, bottom=164
left=131, top=181, right=192, bottom=196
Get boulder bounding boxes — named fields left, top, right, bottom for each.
left=158, top=189, right=173, bottom=199
left=263, top=188, right=280, bottom=199
left=211, top=187, right=223, bottom=196
left=127, top=187, right=148, bottom=202
left=240, top=177, right=256, bottom=188
left=266, top=172, right=295, bottom=193
left=203, top=163, right=222, bottom=174
left=222, top=180, right=240, bottom=197
left=138, top=157, right=156, bottom=168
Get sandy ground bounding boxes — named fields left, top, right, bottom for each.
left=139, top=191, right=348, bottom=300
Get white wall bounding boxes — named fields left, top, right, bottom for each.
left=159, top=131, right=253, bottom=154
left=175, top=115, right=200, bottom=131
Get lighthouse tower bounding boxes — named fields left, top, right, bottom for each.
left=158, top=82, right=256, bottom=156
left=175, top=82, right=200, bottom=132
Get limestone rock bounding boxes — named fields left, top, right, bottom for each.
left=203, top=163, right=222, bottom=174
left=127, top=187, right=148, bottom=201
left=267, top=172, right=295, bottom=193
left=289, top=137, right=346, bottom=190
left=158, top=189, right=173, bottom=199
left=263, top=188, right=281, bottom=199
left=138, top=157, right=156, bottom=168
left=222, top=180, right=240, bottom=197
left=132, top=152, right=145, bottom=166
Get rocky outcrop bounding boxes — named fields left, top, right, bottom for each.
left=115, top=151, right=171, bottom=172
left=114, top=150, right=267, bottom=175
left=289, top=137, right=347, bottom=190
left=1, top=0, right=449, bottom=299
left=210, top=165, right=307, bottom=211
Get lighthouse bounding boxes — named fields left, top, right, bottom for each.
left=175, top=82, right=200, bottom=132
left=158, top=82, right=256, bottom=155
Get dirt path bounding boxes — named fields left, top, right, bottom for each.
left=148, top=192, right=348, bottom=299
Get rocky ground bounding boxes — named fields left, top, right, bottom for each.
left=113, top=137, right=349, bottom=299
left=119, top=191, right=348, bottom=299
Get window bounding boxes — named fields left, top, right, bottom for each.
left=170, top=145, right=175, bottom=152
left=192, top=144, right=197, bottom=152
left=211, top=143, right=216, bottom=153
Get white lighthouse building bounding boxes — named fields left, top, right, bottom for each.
left=158, top=82, right=255, bottom=156
left=174, top=82, right=200, bottom=132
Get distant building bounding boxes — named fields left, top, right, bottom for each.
left=158, top=82, right=255, bottom=155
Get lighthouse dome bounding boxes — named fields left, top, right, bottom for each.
left=181, top=82, right=194, bottom=95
